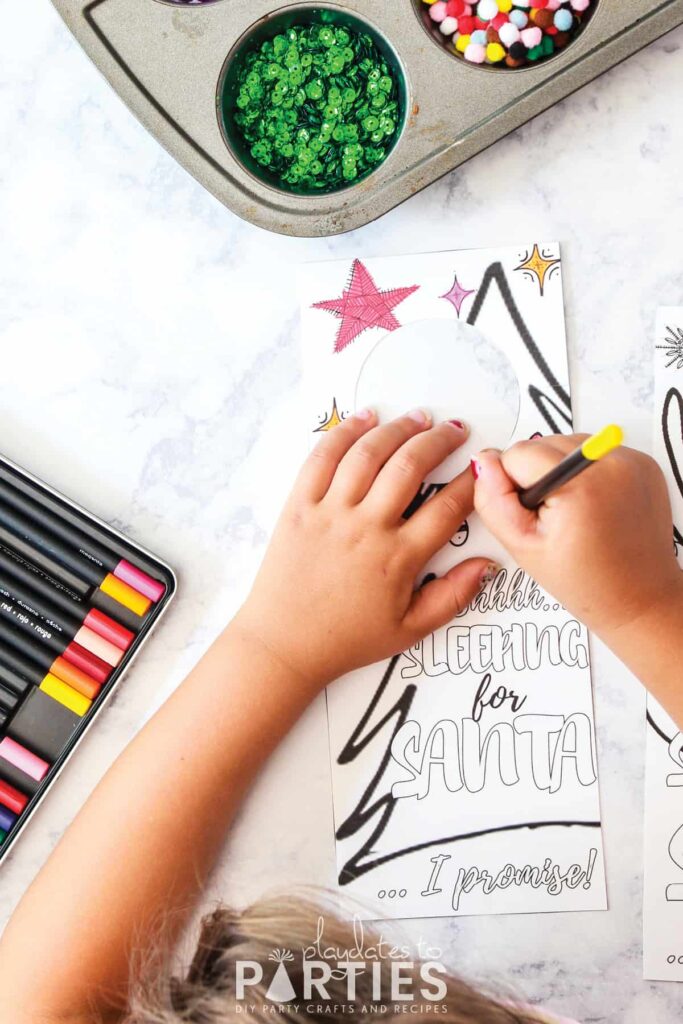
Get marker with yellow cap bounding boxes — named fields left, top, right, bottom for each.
left=519, top=425, right=624, bottom=511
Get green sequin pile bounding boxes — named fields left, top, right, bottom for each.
left=231, top=22, right=402, bottom=193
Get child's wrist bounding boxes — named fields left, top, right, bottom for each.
left=599, top=572, right=683, bottom=666
left=225, top=608, right=327, bottom=700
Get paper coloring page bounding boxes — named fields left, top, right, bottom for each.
left=298, top=245, right=606, bottom=920
left=645, top=307, right=683, bottom=979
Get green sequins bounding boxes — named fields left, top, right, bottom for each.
left=229, top=22, right=402, bottom=193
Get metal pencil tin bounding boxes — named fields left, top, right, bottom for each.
left=0, top=453, right=176, bottom=866
left=51, top=0, right=683, bottom=235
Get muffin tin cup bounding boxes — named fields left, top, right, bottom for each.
left=53, top=0, right=683, bottom=235
left=217, top=3, right=409, bottom=197
left=411, top=0, right=601, bottom=73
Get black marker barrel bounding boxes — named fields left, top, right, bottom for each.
left=90, top=589, right=147, bottom=634
left=0, top=482, right=115, bottom=569
left=0, top=606, right=111, bottom=683
left=0, top=576, right=76, bottom=638
left=0, top=574, right=133, bottom=654
left=0, top=500, right=102, bottom=587
left=0, top=594, right=66, bottom=657
left=0, top=525, right=90, bottom=597
left=0, top=483, right=165, bottom=602
left=0, top=616, right=55, bottom=673
left=0, top=499, right=163, bottom=614
left=0, top=683, right=18, bottom=716
left=0, top=662, right=31, bottom=697
left=0, top=636, right=46, bottom=687
left=0, top=463, right=162, bottom=580
left=519, top=426, right=624, bottom=510
left=0, top=544, right=84, bottom=617
left=0, top=755, right=40, bottom=797
left=519, top=448, right=586, bottom=510
left=0, top=575, right=79, bottom=638
left=0, top=541, right=147, bottom=635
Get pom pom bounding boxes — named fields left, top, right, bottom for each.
left=428, top=1, right=448, bottom=19
left=477, top=0, right=499, bottom=20
left=533, top=9, right=554, bottom=27
left=464, top=41, right=487, bottom=61
left=421, top=0, right=595, bottom=69
left=554, top=8, right=573, bottom=29
left=486, top=42, right=506, bottom=61
left=521, top=25, right=543, bottom=46
left=508, top=40, right=527, bottom=59
left=499, top=21, right=521, bottom=45
left=509, top=9, right=528, bottom=27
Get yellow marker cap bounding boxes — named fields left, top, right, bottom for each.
left=40, top=674, right=92, bottom=717
left=100, top=573, right=151, bottom=617
left=581, top=424, right=624, bottom=462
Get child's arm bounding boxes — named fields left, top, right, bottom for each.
left=474, top=435, right=683, bottom=728
left=0, top=410, right=491, bottom=1024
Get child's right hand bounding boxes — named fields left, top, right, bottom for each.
left=473, top=436, right=683, bottom=645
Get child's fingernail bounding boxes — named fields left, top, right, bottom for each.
left=356, top=407, right=374, bottom=420
left=470, top=458, right=482, bottom=480
left=447, top=419, right=468, bottom=434
left=480, top=562, right=500, bottom=587
left=408, top=408, right=432, bottom=426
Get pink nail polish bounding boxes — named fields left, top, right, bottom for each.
left=408, top=409, right=431, bottom=426
left=470, top=458, right=482, bottom=480
left=448, top=419, right=467, bottom=432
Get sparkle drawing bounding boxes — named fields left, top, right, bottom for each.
left=312, top=259, right=419, bottom=354
left=440, top=273, right=475, bottom=317
left=656, top=324, right=683, bottom=369
left=514, top=244, right=560, bottom=297
left=314, top=398, right=345, bottom=432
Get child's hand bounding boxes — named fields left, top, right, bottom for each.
left=236, top=410, right=497, bottom=689
left=473, top=435, right=682, bottom=643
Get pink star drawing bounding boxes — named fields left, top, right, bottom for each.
left=440, top=273, right=475, bottom=317
left=312, top=259, right=419, bottom=354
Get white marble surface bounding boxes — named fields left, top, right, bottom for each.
left=1, top=4, right=682, bottom=1021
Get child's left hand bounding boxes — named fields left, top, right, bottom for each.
left=235, top=409, right=497, bottom=690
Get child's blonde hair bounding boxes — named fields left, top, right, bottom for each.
left=125, top=892, right=545, bottom=1024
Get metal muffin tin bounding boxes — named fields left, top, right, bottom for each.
left=52, top=0, right=683, bottom=236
